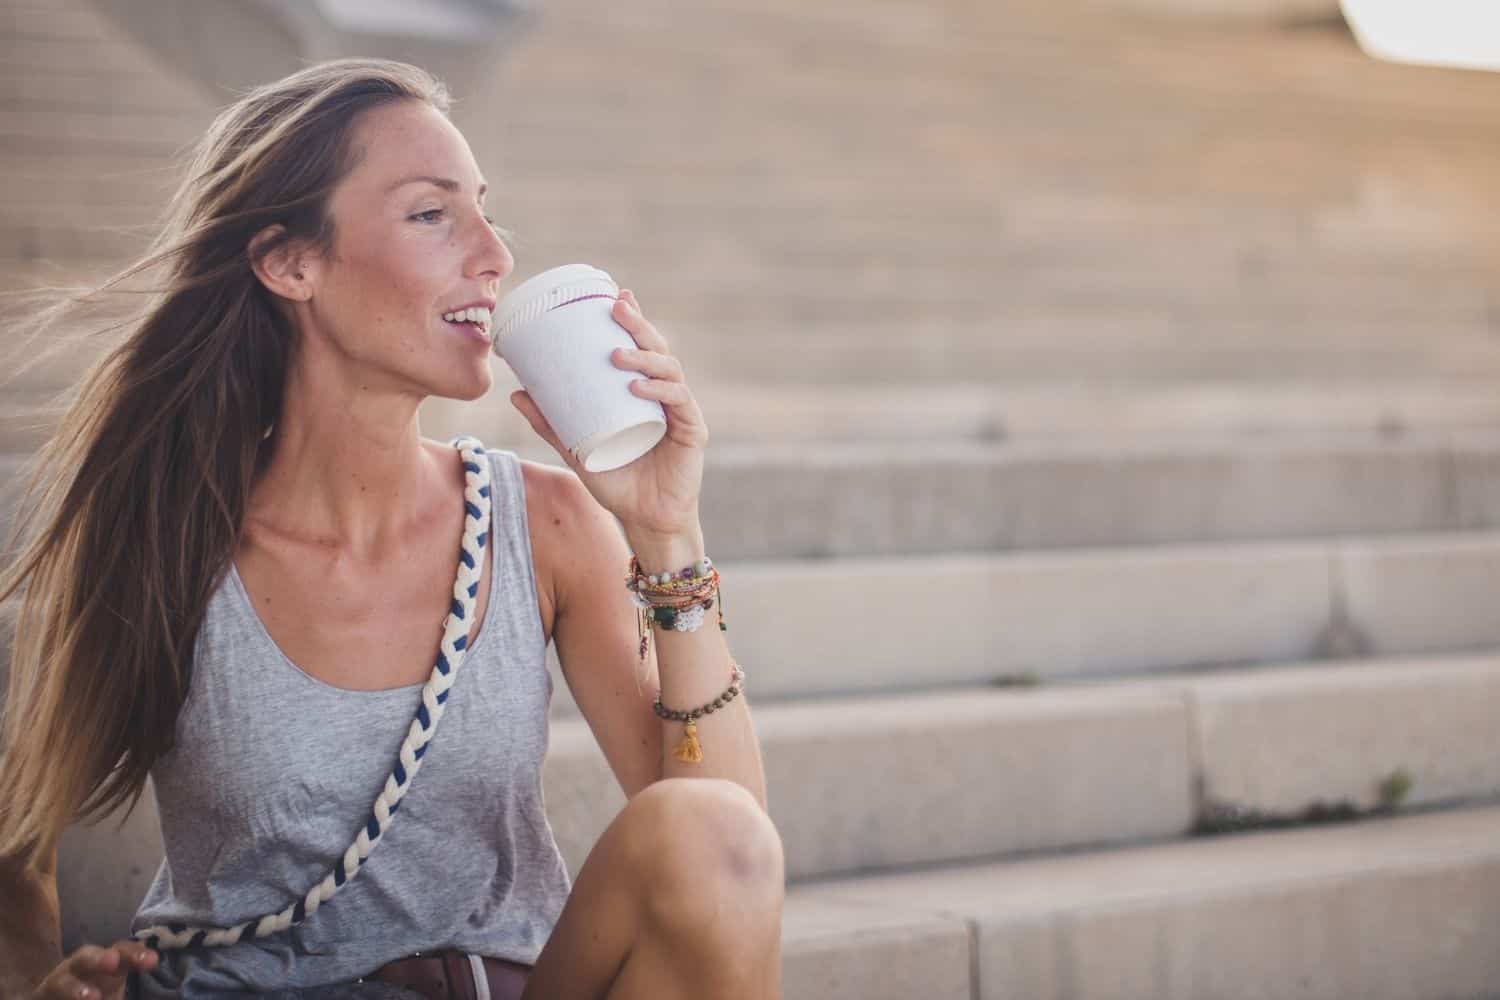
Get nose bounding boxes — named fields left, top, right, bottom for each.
left=468, top=212, right=514, bottom=283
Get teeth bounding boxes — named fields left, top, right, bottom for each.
left=442, top=306, right=492, bottom=334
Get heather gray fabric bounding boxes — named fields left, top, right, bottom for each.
left=131, top=447, right=572, bottom=997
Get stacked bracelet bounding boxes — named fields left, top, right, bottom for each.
left=629, top=554, right=740, bottom=763
left=654, top=662, right=746, bottom=764
left=626, top=554, right=727, bottom=663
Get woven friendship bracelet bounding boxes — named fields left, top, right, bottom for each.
left=626, top=556, right=726, bottom=662
left=133, top=435, right=494, bottom=952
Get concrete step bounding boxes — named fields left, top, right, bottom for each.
left=5, top=246, right=1488, bottom=339
left=1, top=2, right=127, bottom=41
left=18, top=203, right=1498, bottom=319
left=781, top=894, right=972, bottom=1000
left=542, top=653, right=1500, bottom=881
left=0, top=159, right=182, bottom=211
left=52, top=801, right=1500, bottom=997
left=0, top=26, right=173, bottom=77
left=592, top=273, right=1495, bottom=329
left=0, top=64, right=205, bottom=116
left=1, top=210, right=158, bottom=262
left=423, top=379, right=1500, bottom=457
left=508, top=218, right=1500, bottom=299
left=663, top=328, right=1500, bottom=385
left=14, top=433, right=1500, bottom=563
left=18, top=338, right=1500, bottom=454
left=680, top=380, right=1500, bottom=442
left=528, top=531, right=1500, bottom=706
left=0, top=108, right=202, bottom=168
left=684, top=433, right=1500, bottom=559
left=497, top=49, right=1500, bottom=141
left=520, top=2, right=1500, bottom=118
left=3, top=514, right=1497, bottom=707
left=784, top=803, right=1500, bottom=999
left=49, top=659, right=1500, bottom=965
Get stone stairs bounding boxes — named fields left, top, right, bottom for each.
left=6, top=0, right=1500, bottom=996
left=782, top=805, right=1500, bottom=999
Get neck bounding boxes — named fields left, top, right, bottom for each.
left=249, top=354, right=444, bottom=558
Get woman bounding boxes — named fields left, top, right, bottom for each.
left=0, top=59, right=784, bottom=999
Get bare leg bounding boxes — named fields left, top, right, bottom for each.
left=521, top=778, right=785, bottom=1000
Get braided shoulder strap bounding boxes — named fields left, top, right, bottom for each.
left=135, top=435, right=494, bottom=951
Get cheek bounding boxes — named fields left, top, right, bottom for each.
left=338, top=242, right=449, bottom=336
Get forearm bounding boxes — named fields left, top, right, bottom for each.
left=0, top=859, right=62, bottom=995
left=628, top=523, right=768, bottom=811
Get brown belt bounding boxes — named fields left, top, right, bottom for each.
left=360, top=949, right=533, bottom=1000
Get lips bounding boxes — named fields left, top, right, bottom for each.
left=444, top=316, right=492, bottom=345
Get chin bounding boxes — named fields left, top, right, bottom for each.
left=431, top=362, right=494, bottom=403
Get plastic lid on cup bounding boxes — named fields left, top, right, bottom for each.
left=491, top=264, right=619, bottom=345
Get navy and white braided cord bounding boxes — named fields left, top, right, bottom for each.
left=134, top=435, right=493, bottom=952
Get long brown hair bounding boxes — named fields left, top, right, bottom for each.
left=0, top=58, right=458, bottom=872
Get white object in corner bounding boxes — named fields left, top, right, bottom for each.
left=1341, top=0, right=1500, bottom=72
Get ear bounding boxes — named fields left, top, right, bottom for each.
left=248, top=224, right=315, bottom=303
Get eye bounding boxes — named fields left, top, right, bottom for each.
left=411, top=208, right=444, bottom=223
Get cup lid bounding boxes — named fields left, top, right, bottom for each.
left=492, top=264, right=618, bottom=343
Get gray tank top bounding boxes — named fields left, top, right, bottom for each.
left=131, top=447, right=573, bottom=997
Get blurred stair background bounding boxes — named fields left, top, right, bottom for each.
left=5, top=0, right=1500, bottom=995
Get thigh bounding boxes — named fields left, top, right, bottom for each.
left=521, top=778, right=767, bottom=1000
left=519, top=786, right=664, bottom=999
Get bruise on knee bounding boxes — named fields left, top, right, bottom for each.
left=624, top=779, right=784, bottom=935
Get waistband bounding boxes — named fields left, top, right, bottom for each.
left=359, top=949, right=533, bottom=1000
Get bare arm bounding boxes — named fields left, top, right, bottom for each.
left=625, top=523, right=767, bottom=808
left=547, top=466, right=766, bottom=809
left=0, top=845, right=63, bottom=996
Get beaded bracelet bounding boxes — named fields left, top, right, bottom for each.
left=631, top=554, right=714, bottom=587
left=654, top=662, right=746, bottom=764
left=627, top=555, right=728, bottom=662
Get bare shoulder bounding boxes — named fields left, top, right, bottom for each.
left=516, top=457, right=591, bottom=555
left=514, top=458, right=608, bottom=641
left=515, top=458, right=627, bottom=618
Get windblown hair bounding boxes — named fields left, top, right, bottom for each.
left=0, top=58, right=455, bottom=872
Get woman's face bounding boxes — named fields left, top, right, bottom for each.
left=300, top=100, right=514, bottom=402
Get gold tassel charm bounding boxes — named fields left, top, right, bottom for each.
left=672, top=721, right=704, bottom=764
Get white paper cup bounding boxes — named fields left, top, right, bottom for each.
left=492, top=264, right=668, bottom=472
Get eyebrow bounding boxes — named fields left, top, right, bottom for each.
left=387, top=175, right=488, bottom=198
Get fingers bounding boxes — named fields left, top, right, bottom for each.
left=611, top=347, right=684, bottom=383
left=628, top=378, right=695, bottom=407
left=85, top=945, right=122, bottom=977
left=608, top=291, right=707, bottom=438
left=107, top=941, right=158, bottom=975
left=43, top=969, right=98, bottom=1000
left=49, top=941, right=159, bottom=999
left=514, top=289, right=708, bottom=454
left=612, top=290, right=670, bottom=354
left=610, top=290, right=685, bottom=380
left=40, top=946, right=113, bottom=999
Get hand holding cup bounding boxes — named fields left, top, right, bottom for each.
left=495, top=266, right=707, bottom=542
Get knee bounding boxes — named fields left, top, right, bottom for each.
left=621, top=778, right=785, bottom=923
